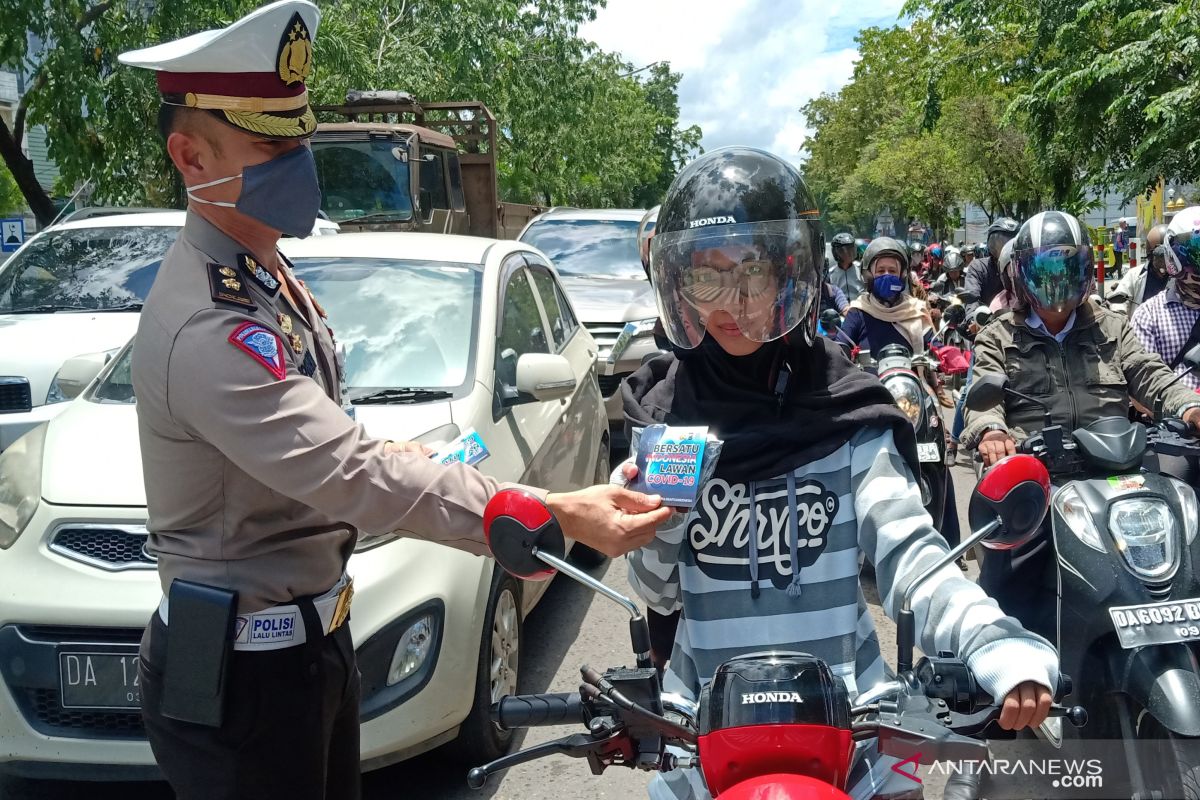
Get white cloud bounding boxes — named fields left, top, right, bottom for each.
left=580, top=0, right=905, bottom=165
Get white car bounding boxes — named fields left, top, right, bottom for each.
left=518, top=208, right=663, bottom=445
left=0, top=211, right=338, bottom=451
left=0, top=232, right=609, bottom=780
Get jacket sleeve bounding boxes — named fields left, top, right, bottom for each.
left=853, top=428, right=1058, bottom=701
left=841, top=309, right=866, bottom=346
left=832, top=284, right=850, bottom=314
left=961, top=324, right=1013, bottom=447
left=613, top=461, right=686, bottom=614
left=164, top=309, right=539, bottom=556
left=1118, top=315, right=1200, bottom=416
left=963, top=262, right=987, bottom=317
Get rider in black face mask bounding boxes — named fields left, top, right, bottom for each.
left=840, top=237, right=935, bottom=356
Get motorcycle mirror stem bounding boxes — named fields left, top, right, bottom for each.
left=895, top=517, right=1002, bottom=674
left=529, top=548, right=654, bottom=669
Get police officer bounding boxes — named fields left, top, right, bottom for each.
left=118, top=4, right=670, bottom=798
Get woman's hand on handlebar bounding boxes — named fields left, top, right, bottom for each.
left=999, top=681, right=1053, bottom=731
left=1183, top=406, right=1200, bottom=434
left=978, top=430, right=1017, bottom=467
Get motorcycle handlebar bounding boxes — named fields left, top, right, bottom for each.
left=491, top=693, right=587, bottom=730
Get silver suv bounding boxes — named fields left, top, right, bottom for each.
left=519, top=208, right=661, bottom=444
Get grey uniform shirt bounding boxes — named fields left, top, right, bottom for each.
left=826, top=259, right=865, bottom=301
left=133, top=212, right=536, bottom=613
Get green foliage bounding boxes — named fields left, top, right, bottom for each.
left=909, top=0, right=1200, bottom=200
left=801, top=20, right=1055, bottom=238
left=1, top=0, right=701, bottom=222
left=0, top=165, right=22, bottom=215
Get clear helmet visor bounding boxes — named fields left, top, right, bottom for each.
left=649, top=220, right=823, bottom=349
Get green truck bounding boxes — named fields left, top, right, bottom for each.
left=311, top=91, right=543, bottom=238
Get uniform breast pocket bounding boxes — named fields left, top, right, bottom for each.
left=1083, top=339, right=1127, bottom=388
left=1005, top=344, right=1053, bottom=397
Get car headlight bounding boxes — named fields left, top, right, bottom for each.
left=1172, top=482, right=1199, bottom=545
left=882, top=374, right=924, bottom=427
left=1108, top=497, right=1178, bottom=582
left=387, top=614, right=435, bottom=686
left=0, top=425, right=45, bottom=549
left=1053, top=483, right=1104, bottom=552
left=628, top=317, right=658, bottom=336
left=45, top=375, right=68, bottom=404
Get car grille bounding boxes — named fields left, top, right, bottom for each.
left=50, top=526, right=156, bottom=571
left=1, top=625, right=147, bottom=742
left=23, top=688, right=145, bottom=739
left=583, top=322, right=627, bottom=362
left=597, top=372, right=631, bottom=398
left=0, top=377, right=32, bottom=413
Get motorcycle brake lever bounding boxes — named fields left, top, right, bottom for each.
left=877, top=714, right=989, bottom=764
left=467, top=728, right=633, bottom=790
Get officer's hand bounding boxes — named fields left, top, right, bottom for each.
left=546, top=485, right=672, bottom=558
left=386, top=440, right=435, bottom=457
left=1183, top=406, right=1200, bottom=433
left=999, top=681, right=1053, bottom=730
left=978, top=430, right=1017, bottom=467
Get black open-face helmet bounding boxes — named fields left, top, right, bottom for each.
left=649, top=147, right=825, bottom=349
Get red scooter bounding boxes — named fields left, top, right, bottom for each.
left=468, top=456, right=1086, bottom=798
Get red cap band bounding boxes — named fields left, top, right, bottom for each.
left=156, top=71, right=304, bottom=99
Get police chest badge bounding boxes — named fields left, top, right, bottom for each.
left=229, top=322, right=287, bottom=380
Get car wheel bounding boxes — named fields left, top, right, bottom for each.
left=448, top=570, right=521, bottom=764
left=569, top=445, right=611, bottom=568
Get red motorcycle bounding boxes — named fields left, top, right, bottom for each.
left=468, top=456, right=1085, bottom=798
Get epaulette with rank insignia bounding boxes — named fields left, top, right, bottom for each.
left=208, top=263, right=256, bottom=309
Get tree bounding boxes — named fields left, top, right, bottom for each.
left=1, top=0, right=698, bottom=222
left=631, top=62, right=703, bottom=208
left=907, top=0, right=1200, bottom=201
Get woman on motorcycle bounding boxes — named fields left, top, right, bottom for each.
left=623, top=147, right=1057, bottom=800
left=840, top=238, right=934, bottom=356
left=962, top=210, right=1200, bottom=640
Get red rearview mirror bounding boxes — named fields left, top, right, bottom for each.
left=967, top=454, right=1052, bottom=550
left=482, top=489, right=564, bottom=580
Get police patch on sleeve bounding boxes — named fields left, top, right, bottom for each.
left=229, top=322, right=287, bottom=381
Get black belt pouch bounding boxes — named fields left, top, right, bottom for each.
left=160, top=579, right=238, bottom=727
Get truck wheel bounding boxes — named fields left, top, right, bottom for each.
left=448, top=571, right=521, bottom=764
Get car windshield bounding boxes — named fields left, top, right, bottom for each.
left=0, top=226, right=177, bottom=312
left=520, top=218, right=645, bottom=280
left=291, top=257, right=481, bottom=391
left=313, top=140, right=414, bottom=224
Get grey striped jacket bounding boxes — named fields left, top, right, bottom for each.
left=625, top=426, right=1058, bottom=800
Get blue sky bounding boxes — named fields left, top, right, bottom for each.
left=580, top=0, right=908, bottom=163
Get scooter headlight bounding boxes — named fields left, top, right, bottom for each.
left=1053, top=483, right=1105, bottom=552
left=882, top=374, right=924, bottom=427
left=1108, top=498, right=1178, bottom=582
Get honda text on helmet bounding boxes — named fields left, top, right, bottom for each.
left=1012, top=210, right=1094, bottom=313
left=649, top=147, right=825, bottom=349
left=986, top=217, right=1020, bottom=262
left=862, top=236, right=910, bottom=306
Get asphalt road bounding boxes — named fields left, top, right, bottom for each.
left=1, top=458, right=982, bottom=800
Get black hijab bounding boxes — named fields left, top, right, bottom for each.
left=622, top=334, right=920, bottom=483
